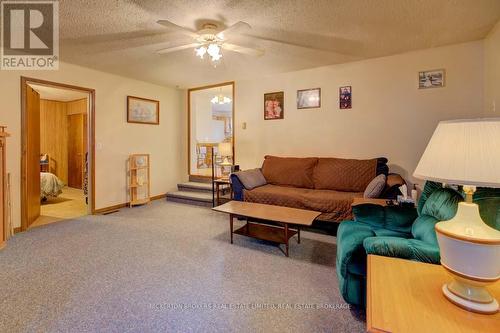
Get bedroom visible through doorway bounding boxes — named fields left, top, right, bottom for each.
left=21, top=77, right=95, bottom=230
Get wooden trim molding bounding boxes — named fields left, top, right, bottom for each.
left=20, top=76, right=96, bottom=231
left=187, top=81, right=235, bottom=177
left=94, top=193, right=167, bottom=214
left=13, top=227, right=22, bottom=234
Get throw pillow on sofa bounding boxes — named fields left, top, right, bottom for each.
left=364, top=174, right=387, bottom=198
left=233, top=168, right=267, bottom=190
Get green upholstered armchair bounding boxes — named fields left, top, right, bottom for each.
left=336, top=181, right=500, bottom=307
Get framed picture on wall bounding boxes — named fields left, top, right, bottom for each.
left=264, top=91, right=284, bottom=120
left=418, top=69, right=445, bottom=89
left=127, top=96, right=160, bottom=124
left=297, top=88, right=321, bottom=109
left=339, top=86, right=352, bottom=109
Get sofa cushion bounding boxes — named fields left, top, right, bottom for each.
left=244, top=184, right=362, bottom=222
left=313, top=158, right=377, bottom=192
left=261, top=156, right=318, bottom=189
left=364, top=174, right=387, bottom=198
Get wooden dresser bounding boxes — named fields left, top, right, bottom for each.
left=0, top=126, right=10, bottom=250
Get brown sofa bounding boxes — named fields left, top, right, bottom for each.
left=231, top=156, right=404, bottom=223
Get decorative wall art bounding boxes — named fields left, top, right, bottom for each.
left=127, top=96, right=160, bottom=124
left=264, top=91, right=284, bottom=120
left=297, top=88, right=321, bottom=109
left=418, top=69, right=445, bottom=89
left=339, top=86, right=352, bottom=109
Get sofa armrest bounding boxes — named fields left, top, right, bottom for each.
left=381, top=173, right=406, bottom=199
left=363, top=237, right=440, bottom=264
left=230, top=174, right=245, bottom=201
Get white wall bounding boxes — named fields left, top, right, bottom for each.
left=0, top=61, right=183, bottom=228
left=234, top=41, right=484, bottom=183
left=484, top=21, right=500, bottom=117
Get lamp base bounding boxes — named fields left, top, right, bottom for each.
left=442, top=283, right=498, bottom=314
left=435, top=201, right=500, bottom=315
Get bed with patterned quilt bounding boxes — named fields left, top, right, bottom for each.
left=40, top=172, right=64, bottom=200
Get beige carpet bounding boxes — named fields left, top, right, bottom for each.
left=0, top=200, right=365, bottom=332
left=34, top=186, right=88, bottom=228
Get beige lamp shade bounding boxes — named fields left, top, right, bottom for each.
left=218, top=142, right=232, bottom=157
left=413, top=118, right=500, bottom=188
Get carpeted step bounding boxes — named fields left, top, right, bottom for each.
left=177, top=181, right=214, bottom=193
left=166, top=190, right=213, bottom=207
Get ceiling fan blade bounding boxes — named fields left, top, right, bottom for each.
left=245, top=35, right=354, bottom=56
left=216, top=21, right=251, bottom=39
left=157, top=43, right=201, bottom=54
left=156, top=20, right=199, bottom=38
left=222, top=43, right=264, bottom=57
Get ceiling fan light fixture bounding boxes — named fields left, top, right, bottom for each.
left=207, top=43, right=221, bottom=57
left=195, top=46, right=207, bottom=59
left=211, top=94, right=231, bottom=104
left=211, top=53, right=222, bottom=62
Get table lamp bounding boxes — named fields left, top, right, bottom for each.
left=413, top=118, right=500, bottom=314
left=218, top=142, right=233, bottom=178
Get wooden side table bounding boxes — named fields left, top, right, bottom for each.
left=367, top=255, right=499, bottom=333
left=213, top=178, right=232, bottom=206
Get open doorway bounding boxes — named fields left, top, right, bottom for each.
left=188, top=82, right=234, bottom=179
left=20, top=77, right=95, bottom=231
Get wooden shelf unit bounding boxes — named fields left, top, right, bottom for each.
left=128, top=154, right=150, bottom=207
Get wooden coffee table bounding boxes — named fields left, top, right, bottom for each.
left=212, top=201, right=321, bottom=256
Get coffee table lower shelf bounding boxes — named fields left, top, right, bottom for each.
left=232, top=221, right=299, bottom=257
left=212, top=201, right=321, bottom=257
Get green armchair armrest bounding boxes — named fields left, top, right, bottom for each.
left=336, top=221, right=375, bottom=278
left=363, top=236, right=440, bottom=264
left=336, top=220, right=376, bottom=306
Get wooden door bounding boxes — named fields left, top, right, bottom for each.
left=67, top=114, right=84, bottom=189
left=26, top=87, right=41, bottom=227
left=0, top=137, right=5, bottom=248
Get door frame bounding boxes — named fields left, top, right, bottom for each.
left=20, top=76, right=96, bottom=231
left=187, top=81, right=235, bottom=178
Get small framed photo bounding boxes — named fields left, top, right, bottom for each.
left=127, top=96, right=160, bottom=124
left=339, top=86, right=352, bottom=109
left=264, top=91, right=284, bottom=120
left=418, top=69, right=445, bottom=89
left=297, top=88, right=321, bottom=109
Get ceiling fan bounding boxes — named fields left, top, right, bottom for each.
left=155, top=20, right=264, bottom=63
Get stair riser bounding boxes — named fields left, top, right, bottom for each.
left=177, top=185, right=214, bottom=193
left=166, top=196, right=213, bottom=207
